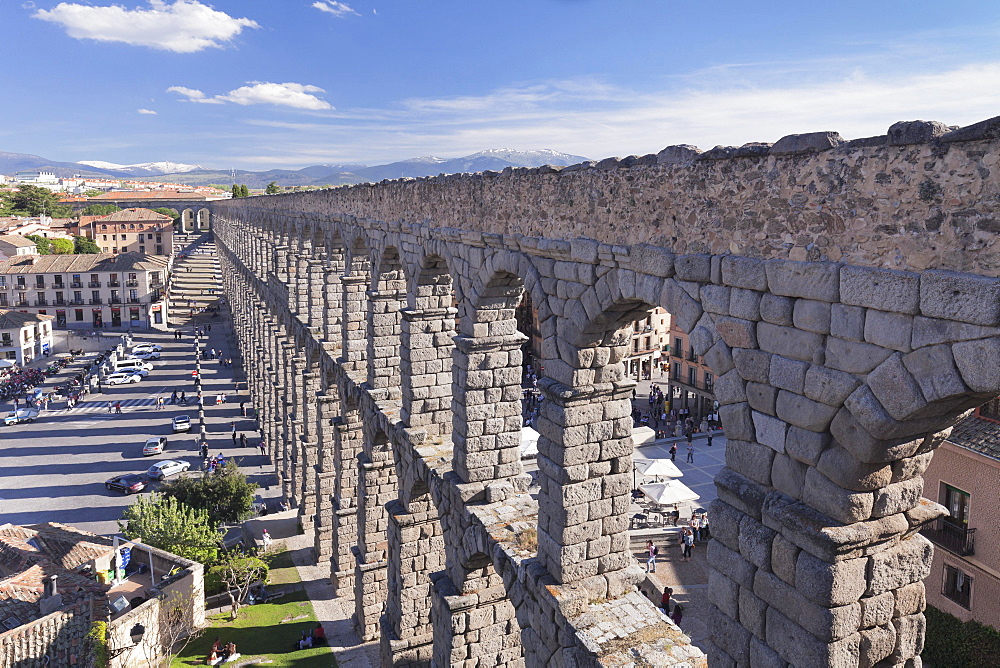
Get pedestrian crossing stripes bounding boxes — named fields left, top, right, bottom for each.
left=47, top=397, right=184, bottom=414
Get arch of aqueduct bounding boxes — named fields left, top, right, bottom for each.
left=211, top=116, right=1000, bottom=667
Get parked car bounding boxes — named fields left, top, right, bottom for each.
left=117, top=365, right=151, bottom=376
left=172, top=415, right=191, bottom=432
left=146, top=459, right=190, bottom=480
left=4, top=408, right=39, bottom=425
left=107, top=372, right=142, bottom=385
left=106, top=473, right=146, bottom=494
left=132, top=343, right=163, bottom=352
left=130, top=350, right=161, bottom=360
left=142, top=436, right=168, bottom=456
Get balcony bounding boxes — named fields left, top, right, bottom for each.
left=922, top=519, right=976, bottom=556
left=88, top=281, right=101, bottom=288
left=34, top=284, right=46, bottom=290
left=70, top=282, right=83, bottom=288
left=126, top=280, right=140, bottom=287
left=14, top=300, right=29, bottom=307
left=109, top=296, right=122, bottom=304
left=55, top=298, right=66, bottom=305
left=69, top=299, right=85, bottom=305
left=89, top=298, right=103, bottom=305
left=127, top=297, right=142, bottom=304
left=670, top=372, right=715, bottom=394
left=108, top=281, right=121, bottom=288
left=15, top=284, right=26, bottom=291
left=34, top=300, right=47, bottom=306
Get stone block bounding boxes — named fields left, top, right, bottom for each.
left=691, top=313, right=720, bottom=355
left=859, top=592, right=895, bottom=629
left=661, top=278, right=703, bottom=334
left=725, top=440, right=775, bottom=485
left=716, top=316, right=757, bottom=349
left=794, top=299, right=832, bottom=334
left=746, top=382, right=778, bottom=415
left=657, top=144, right=702, bottom=164
left=760, top=293, right=794, bottom=326
left=817, top=444, right=892, bottom=492
left=749, top=636, right=786, bottom=668
left=867, top=353, right=926, bottom=421
left=891, top=614, right=925, bottom=660
left=714, top=368, right=747, bottom=406
left=630, top=243, right=675, bottom=278
left=867, top=535, right=933, bottom=596
left=887, top=119, right=951, bottom=145
left=952, top=338, right=1000, bottom=393
left=757, top=323, right=824, bottom=364
left=770, top=534, right=799, bottom=586
left=841, top=266, right=920, bottom=315
left=795, top=550, right=868, bottom=607
left=709, top=603, right=752, bottom=662
left=674, top=254, right=712, bottom=282
left=729, top=287, right=762, bottom=320
left=739, top=587, right=768, bottom=639
left=901, top=344, right=967, bottom=404
left=701, top=284, right=732, bottom=315
left=708, top=566, right=740, bottom=618
left=739, top=515, right=777, bottom=570
left=766, top=362, right=808, bottom=405
left=894, top=582, right=926, bottom=617
left=716, top=467, right=768, bottom=521
left=831, top=303, right=866, bottom=342
left=871, top=477, right=923, bottom=517
left=752, top=410, right=787, bottom=452
left=864, top=310, right=913, bottom=353
left=765, top=259, right=840, bottom=301
left=722, top=256, right=768, bottom=291
left=859, top=624, right=897, bottom=667
left=708, top=499, right=744, bottom=549
left=891, top=452, right=934, bottom=483
left=705, top=338, right=736, bottom=376
left=802, top=467, right=874, bottom=524
left=771, top=131, right=843, bottom=155
left=770, top=453, right=807, bottom=498
left=720, top=402, right=755, bottom=441
left=708, top=539, right=757, bottom=588
left=912, top=315, right=1000, bottom=348
left=732, top=348, right=772, bottom=384
left=776, top=390, right=839, bottom=431
left=784, top=426, right=829, bottom=466
left=804, top=365, right=860, bottom=407
left=825, top=337, right=893, bottom=374
left=765, top=607, right=861, bottom=668
left=755, top=569, right=862, bottom=642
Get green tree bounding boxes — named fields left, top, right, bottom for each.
left=265, top=181, right=281, bottom=195
left=210, top=553, right=268, bottom=619
left=231, top=184, right=240, bottom=198
left=73, top=236, right=101, bottom=254
left=151, top=207, right=180, bottom=222
left=239, top=184, right=250, bottom=198
left=50, top=238, right=75, bottom=254
left=81, top=203, right=121, bottom=216
left=160, top=460, right=258, bottom=528
left=119, top=494, right=221, bottom=564
left=10, top=185, right=73, bottom=217
left=25, top=234, right=52, bottom=255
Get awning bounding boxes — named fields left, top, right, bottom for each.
left=634, top=458, right=683, bottom=478
left=639, top=480, right=700, bottom=506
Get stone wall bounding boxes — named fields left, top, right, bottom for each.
left=210, top=115, right=1000, bottom=667
left=0, top=601, right=92, bottom=668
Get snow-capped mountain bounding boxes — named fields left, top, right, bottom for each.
left=77, top=160, right=204, bottom=176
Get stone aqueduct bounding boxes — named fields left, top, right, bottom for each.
left=211, top=117, right=1000, bottom=667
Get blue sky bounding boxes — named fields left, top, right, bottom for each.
left=2, top=0, right=999, bottom=169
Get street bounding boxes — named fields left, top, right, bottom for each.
left=0, top=327, right=274, bottom=536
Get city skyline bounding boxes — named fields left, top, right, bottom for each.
left=3, top=0, right=999, bottom=169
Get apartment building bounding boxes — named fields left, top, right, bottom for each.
left=0, top=310, right=54, bottom=364
left=921, top=399, right=1000, bottom=629
left=0, top=253, right=169, bottom=330
left=80, top=208, right=174, bottom=256
left=665, top=318, right=717, bottom=422
left=625, top=307, right=671, bottom=380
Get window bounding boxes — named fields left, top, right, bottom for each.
left=155, top=245, right=163, bottom=254
left=35, top=276, right=44, bottom=287
left=56, top=310, right=66, bottom=327
left=103, top=235, right=108, bottom=240
left=1, top=333, right=10, bottom=346
left=15, top=275, right=25, bottom=287
left=138, top=233, right=144, bottom=241
left=91, top=290, right=100, bottom=302
left=72, top=274, right=81, bottom=285
left=673, top=336, right=684, bottom=357
left=101, top=225, right=107, bottom=230
left=128, top=273, right=137, bottom=281
left=74, top=309, right=84, bottom=322
left=139, top=246, right=146, bottom=254
left=705, top=371, right=714, bottom=389
left=943, top=565, right=972, bottom=609
left=688, top=367, right=696, bottom=385
left=0, top=294, right=7, bottom=306
left=4, top=351, right=14, bottom=360
left=129, top=307, right=140, bottom=321
left=942, top=484, right=971, bottom=527
left=0, top=277, right=6, bottom=287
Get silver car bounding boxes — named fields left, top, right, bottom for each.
left=147, top=460, right=190, bottom=480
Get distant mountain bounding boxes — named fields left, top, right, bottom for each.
left=77, top=160, right=204, bottom=175
left=1, top=148, right=591, bottom=188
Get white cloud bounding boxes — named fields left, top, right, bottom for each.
left=33, top=0, right=258, bottom=53
left=168, top=82, right=333, bottom=110
left=312, top=1, right=358, bottom=17
left=137, top=108, right=158, bottom=115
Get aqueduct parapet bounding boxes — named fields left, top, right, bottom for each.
left=214, top=116, right=1000, bottom=666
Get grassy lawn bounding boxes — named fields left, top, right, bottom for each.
left=172, top=550, right=335, bottom=667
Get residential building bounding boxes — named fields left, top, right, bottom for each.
left=665, top=318, right=717, bottom=422
left=0, top=522, right=204, bottom=668
left=921, top=399, right=1000, bottom=629
left=625, top=307, right=671, bottom=380
left=0, top=235, right=38, bottom=261
left=12, top=171, right=58, bottom=185
left=0, top=253, right=170, bottom=329
left=0, top=310, right=54, bottom=365
left=80, top=207, right=175, bottom=256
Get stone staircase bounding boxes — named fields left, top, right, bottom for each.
left=168, top=233, right=223, bottom=328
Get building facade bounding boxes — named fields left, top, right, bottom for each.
left=0, top=253, right=170, bottom=330
left=81, top=207, right=175, bottom=256
left=921, top=399, right=1000, bottom=630
left=665, top=318, right=716, bottom=422
left=0, top=310, right=54, bottom=365
left=0, top=235, right=38, bottom=261
left=625, top=306, right=670, bottom=380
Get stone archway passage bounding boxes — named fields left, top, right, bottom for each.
left=212, top=115, right=1000, bottom=667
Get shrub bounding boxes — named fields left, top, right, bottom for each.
left=924, top=605, right=1000, bottom=667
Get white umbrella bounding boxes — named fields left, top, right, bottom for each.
left=639, top=480, right=700, bottom=506
left=634, top=458, right=683, bottom=478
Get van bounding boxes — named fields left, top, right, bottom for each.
left=113, top=358, right=153, bottom=373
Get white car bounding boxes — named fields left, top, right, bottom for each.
left=106, top=372, right=142, bottom=385
left=132, top=343, right=163, bottom=352
left=142, top=437, right=167, bottom=456
left=4, top=408, right=39, bottom=425
left=130, top=350, right=160, bottom=360
left=118, top=366, right=150, bottom=377
left=172, top=415, right=192, bottom=432
left=147, top=459, right=190, bottom=480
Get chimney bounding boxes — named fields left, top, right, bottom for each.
left=38, top=574, right=63, bottom=616
left=43, top=574, right=57, bottom=598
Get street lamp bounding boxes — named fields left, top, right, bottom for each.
left=107, top=623, right=145, bottom=659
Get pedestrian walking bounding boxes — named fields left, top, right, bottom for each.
left=671, top=604, right=684, bottom=627
left=239, top=433, right=248, bottom=448
left=681, top=528, right=694, bottom=562
left=240, top=401, right=246, bottom=417
left=230, top=421, right=236, bottom=434
left=207, top=324, right=212, bottom=333
left=259, top=440, right=267, bottom=456
left=646, top=540, right=657, bottom=573
left=114, top=402, right=122, bottom=414
left=669, top=443, right=677, bottom=461
left=707, top=433, right=713, bottom=447
left=686, top=443, right=694, bottom=463
left=232, top=431, right=238, bottom=446
left=660, top=587, right=673, bottom=615
left=107, top=401, right=113, bottom=413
